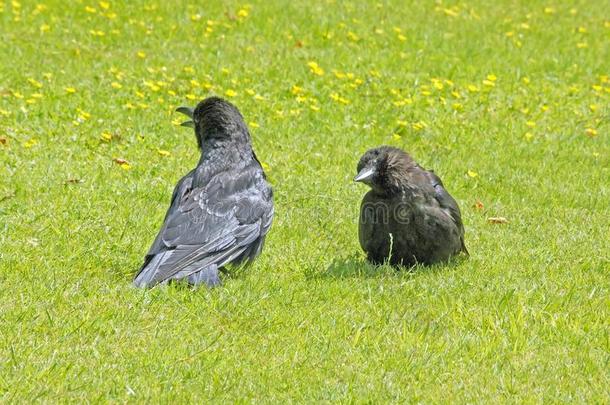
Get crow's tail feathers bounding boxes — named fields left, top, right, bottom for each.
left=133, top=252, right=169, bottom=288
left=134, top=252, right=222, bottom=288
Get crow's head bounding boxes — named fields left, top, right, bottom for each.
left=354, top=146, right=415, bottom=194
left=176, top=97, right=250, bottom=149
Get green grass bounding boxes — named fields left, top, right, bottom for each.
left=1, top=0, right=609, bottom=402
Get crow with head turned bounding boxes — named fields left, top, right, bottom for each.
left=354, top=146, right=467, bottom=266
left=134, top=97, right=274, bottom=288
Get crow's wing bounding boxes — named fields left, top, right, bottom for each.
left=135, top=160, right=273, bottom=287
left=423, top=170, right=468, bottom=253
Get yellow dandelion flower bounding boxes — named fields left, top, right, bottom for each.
left=249, top=122, right=259, bottom=128
left=505, top=31, right=514, bottom=37
left=577, top=26, right=587, bottom=33
left=397, top=34, right=407, bottom=41
left=451, top=90, right=461, bottom=98
left=524, top=132, right=534, bottom=140
left=576, top=42, right=588, bottom=48
left=467, top=170, right=478, bottom=178
left=99, top=1, right=110, bottom=10
left=101, top=132, right=113, bottom=141
left=589, top=104, right=597, bottom=112
left=167, top=90, right=176, bottom=96
left=26, top=99, right=36, bottom=105
left=585, top=128, right=597, bottom=137
left=111, top=82, right=122, bottom=89
left=186, top=94, right=197, bottom=100
left=124, top=102, right=136, bottom=109
left=396, top=120, right=408, bottom=127
left=27, top=78, right=43, bottom=88
left=261, top=162, right=270, bottom=171
left=412, top=121, right=427, bottom=131
left=309, top=104, right=320, bottom=112
left=137, top=51, right=146, bottom=58
left=347, top=31, right=359, bottom=41
left=333, top=71, right=346, bottom=79
left=486, top=74, right=497, bottom=82
left=543, top=7, right=555, bottom=14
left=65, top=87, right=76, bottom=94
left=443, top=7, right=459, bottom=17
left=526, top=121, right=536, bottom=128
left=23, top=139, right=38, bottom=148
left=452, top=103, right=463, bottom=110
left=483, top=79, right=495, bottom=87
left=375, top=28, right=384, bottom=35
left=330, top=93, right=350, bottom=104
left=31, top=93, right=43, bottom=99
left=307, top=61, right=324, bottom=76
left=467, top=84, right=479, bottom=92
left=40, top=24, right=50, bottom=33
left=237, top=8, right=249, bottom=18
left=291, top=85, right=303, bottom=95
left=85, top=6, right=96, bottom=13
left=254, top=94, right=265, bottom=101
left=393, top=134, right=401, bottom=140
left=225, top=89, right=237, bottom=97
left=245, top=89, right=255, bottom=96
left=157, top=149, right=170, bottom=157
left=522, top=77, right=530, bottom=84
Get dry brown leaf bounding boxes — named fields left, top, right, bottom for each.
left=65, top=178, right=83, bottom=184
left=487, top=217, right=509, bottom=224
left=113, top=157, right=129, bottom=165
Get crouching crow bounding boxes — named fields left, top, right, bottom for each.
left=355, top=146, right=467, bottom=266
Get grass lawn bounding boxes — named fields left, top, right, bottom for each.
left=1, top=0, right=609, bottom=402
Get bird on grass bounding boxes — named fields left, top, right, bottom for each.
left=134, top=97, right=274, bottom=288
left=354, top=146, right=467, bottom=266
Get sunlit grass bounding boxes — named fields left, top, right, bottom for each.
left=0, top=0, right=608, bottom=402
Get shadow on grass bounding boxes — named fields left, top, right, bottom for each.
left=310, top=254, right=467, bottom=280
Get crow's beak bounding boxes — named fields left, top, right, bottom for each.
left=354, top=167, right=375, bottom=183
left=176, top=106, right=195, bottom=128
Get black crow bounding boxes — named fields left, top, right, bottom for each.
left=354, top=146, right=467, bottom=266
left=134, top=97, right=274, bottom=288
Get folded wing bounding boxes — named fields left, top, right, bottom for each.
left=134, top=160, right=273, bottom=287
